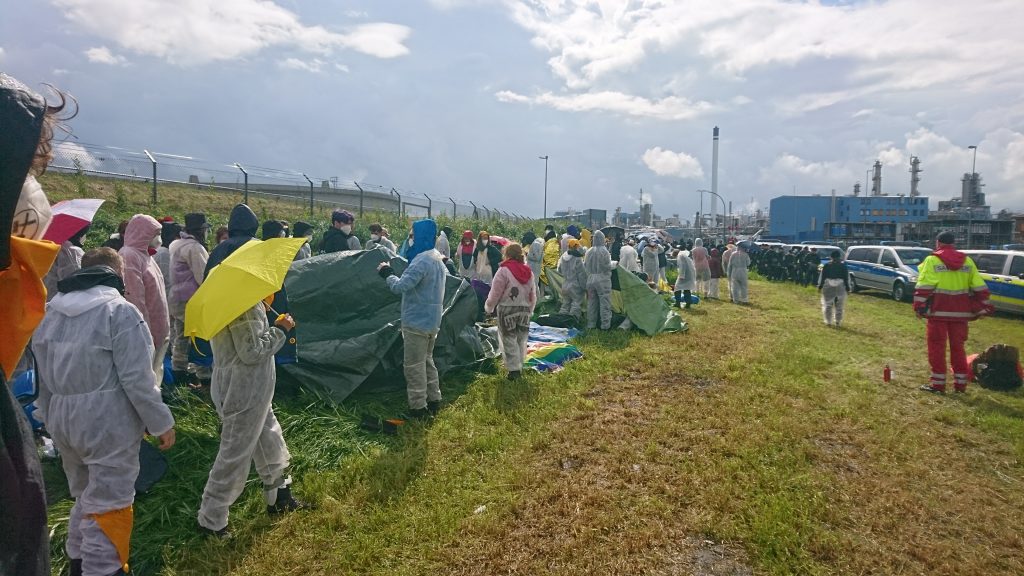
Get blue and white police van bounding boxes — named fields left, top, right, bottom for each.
left=844, top=245, right=933, bottom=301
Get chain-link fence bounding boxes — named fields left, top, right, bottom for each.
left=48, top=141, right=532, bottom=222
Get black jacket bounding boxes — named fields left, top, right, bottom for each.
left=818, top=260, right=850, bottom=292
left=205, top=204, right=258, bottom=278
left=321, top=227, right=354, bottom=254
left=473, top=244, right=502, bottom=278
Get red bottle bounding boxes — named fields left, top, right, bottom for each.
left=883, top=364, right=892, bottom=383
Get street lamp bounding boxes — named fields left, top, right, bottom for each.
left=539, top=155, right=549, bottom=220
left=696, top=189, right=726, bottom=238
left=967, top=145, right=978, bottom=207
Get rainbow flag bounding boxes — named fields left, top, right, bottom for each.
left=524, top=342, right=583, bottom=373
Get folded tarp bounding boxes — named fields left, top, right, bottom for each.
left=281, top=249, right=498, bottom=402
left=543, top=266, right=685, bottom=336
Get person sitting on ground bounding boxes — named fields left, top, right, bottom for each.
left=365, top=223, right=397, bottom=253
left=473, top=230, right=502, bottom=281
left=321, top=209, right=360, bottom=253
left=119, top=214, right=170, bottom=387
left=292, top=221, right=313, bottom=260
left=32, top=248, right=176, bottom=576
left=818, top=250, right=850, bottom=328
left=42, top=224, right=88, bottom=301
left=197, top=291, right=308, bottom=538
left=485, top=242, right=538, bottom=380
left=557, top=238, right=587, bottom=319
left=377, top=219, right=447, bottom=418
left=169, top=212, right=211, bottom=386
left=584, top=230, right=613, bottom=330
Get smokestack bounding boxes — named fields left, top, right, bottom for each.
left=909, top=156, right=922, bottom=197
left=872, top=160, right=882, bottom=196
left=712, top=126, right=720, bottom=229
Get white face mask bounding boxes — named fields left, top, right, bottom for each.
left=371, top=234, right=381, bottom=241
left=340, top=224, right=352, bottom=234
left=482, top=239, right=490, bottom=246
left=150, top=236, right=162, bottom=249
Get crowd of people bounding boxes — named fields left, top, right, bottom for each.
left=0, top=73, right=1000, bottom=576
left=751, top=244, right=823, bottom=286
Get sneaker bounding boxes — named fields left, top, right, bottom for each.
left=919, top=384, right=946, bottom=394
left=427, top=400, right=444, bottom=415
left=267, top=486, right=312, bottom=515
left=198, top=522, right=232, bottom=539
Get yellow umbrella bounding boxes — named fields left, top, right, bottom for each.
left=185, top=237, right=307, bottom=340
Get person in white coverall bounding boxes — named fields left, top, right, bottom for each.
left=728, top=243, right=752, bottom=304
left=197, top=301, right=307, bottom=537
left=675, top=249, right=697, bottom=309
left=642, top=242, right=661, bottom=288
left=617, top=239, right=640, bottom=274
left=527, top=234, right=546, bottom=299
left=32, top=249, right=176, bottom=576
left=557, top=238, right=588, bottom=318
left=691, top=238, right=711, bottom=297
left=584, top=230, right=613, bottom=330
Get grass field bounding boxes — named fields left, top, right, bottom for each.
left=43, top=270, right=1024, bottom=575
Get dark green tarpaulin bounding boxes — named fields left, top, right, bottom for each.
left=281, top=249, right=496, bottom=402
left=544, top=265, right=685, bottom=336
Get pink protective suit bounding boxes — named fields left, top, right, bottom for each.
left=119, top=214, right=169, bottom=348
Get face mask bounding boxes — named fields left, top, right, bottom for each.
left=340, top=224, right=352, bottom=234
left=371, top=234, right=381, bottom=241
left=150, top=236, right=162, bottom=249
left=482, top=239, right=490, bottom=246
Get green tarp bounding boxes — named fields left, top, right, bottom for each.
left=281, top=249, right=496, bottom=402
left=543, top=265, right=685, bottom=336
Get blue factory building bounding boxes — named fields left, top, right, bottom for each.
left=769, top=195, right=930, bottom=243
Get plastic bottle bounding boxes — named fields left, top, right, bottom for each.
left=883, top=364, right=892, bottom=383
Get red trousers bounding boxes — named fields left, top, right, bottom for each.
left=927, top=320, right=969, bottom=390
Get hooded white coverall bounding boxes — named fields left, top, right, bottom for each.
left=528, top=237, right=546, bottom=297
left=642, top=245, right=661, bottom=287
left=728, top=249, right=751, bottom=304
left=33, top=285, right=174, bottom=576
left=41, top=240, right=83, bottom=301
left=198, top=303, right=290, bottom=532
left=584, top=230, right=613, bottom=329
left=557, top=249, right=587, bottom=318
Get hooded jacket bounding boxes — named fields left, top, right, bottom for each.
left=527, top=237, right=545, bottom=279
left=691, top=238, right=710, bottom=273
left=675, top=250, right=697, bottom=291
left=386, top=220, right=448, bottom=334
left=558, top=247, right=588, bottom=291
left=205, top=204, right=258, bottom=278
left=435, top=230, right=451, bottom=259
left=119, top=214, right=169, bottom=348
left=484, top=260, right=537, bottom=314
left=583, top=230, right=612, bottom=278
left=42, top=241, right=84, bottom=301
left=913, top=245, right=992, bottom=320
left=169, top=232, right=209, bottom=309
left=618, top=243, right=640, bottom=273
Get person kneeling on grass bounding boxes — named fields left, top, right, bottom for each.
left=32, top=248, right=176, bottom=576
left=197, top=295, right=308, bottom=538
left=485, top=242, right=538, bottom=380
left=378, top=219, right=447, bottom=418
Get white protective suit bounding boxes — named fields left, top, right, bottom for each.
left=168, top=233, right=209, bottom=376
left=198, top=303, right=290, bottom=532
left=642, top=244, right=661, bottom=286
left=691, top=238, right=711, bottom=295
left=675, top=251, right=697, bottom=292
left=727, top=248, right=751, bottom=304
left=41, top=240, right=83, bottom=301
left=583, top=230, right=613, bottom=329
left=618, top=243, right=640, bottom=273
left=528, top=237, right=546, bottom=297
left=435, top=230, right=451, bottom=259
left=33, top=282, right=174, bottom=576
left=557, top=248, right=588, bottom=318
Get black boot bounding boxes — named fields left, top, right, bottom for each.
left=674, top=290, right=683, bottom=308
left=198, top=521, right=232, bottom=539
left=427, top=400, right=444, bottom=415
left=267, top=485, right=312, bottom=515
left=70, top=559, right=83, bottom=576
left=508, top=370, right=521, bottom=381
left=684, top=290, right=692, bottom=309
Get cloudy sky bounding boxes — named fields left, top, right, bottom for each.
left=3, top=0, right=1024, bottom=219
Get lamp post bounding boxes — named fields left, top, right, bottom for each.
left=696, top=189, right=725, bottom=238
left=539, top=155, right=549, bottom=220
left=967, top=145, right=978, bottom=207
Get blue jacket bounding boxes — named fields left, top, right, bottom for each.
left=387, top=220, right=446, bottom=333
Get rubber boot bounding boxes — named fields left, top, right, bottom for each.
left=674, top=290, right=682, bottom=308
left=508, top=370, right=521, bottom=381
left=70, top=559, right=83, bottom=576
left=267, top=485, right=312, bottom=515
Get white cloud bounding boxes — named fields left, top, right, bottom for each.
left=852, top=109, right=874, bottom=119
left=52, top=141, right=100, bottom=171
left=84, top=46, right=126, bottom=65
left=53, top=0, right=411, bottom=65
left=278, top=58, right=324, bottom=73
left=496, top=90, right=713, bottom=120
left=335, top=63, right=350, bottom=73
left=344, top=10, right=368, bottom=18
left=0, top=47, right=5, bottom=60
left=52, top=68, right=70, bottom=76
left=642, top=147, right=704, bottom=179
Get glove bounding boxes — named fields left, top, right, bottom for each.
left=378, top=265, right=394, bottom=279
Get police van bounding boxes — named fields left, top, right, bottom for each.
left=962, top=249, right=1024, bottom=316
left=844, top=245, right=933, bottom=301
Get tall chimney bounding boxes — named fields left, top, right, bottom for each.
left=872, top=160, right=882, bottom=196
left=909, top=156, right=922, bottom=197
left=711, top=126, right=720, bottom=230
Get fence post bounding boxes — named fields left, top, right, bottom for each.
left=303, top=174, right=313, bottom=216
left=469, top=201, right=479, bottom=219
left=449, top=197, right=458, bottom=217
left=234, top=163, right=248, bottom=204
left=423, top=193, right=433, bottom=218
left=391, top=188, right=402, bottom=217
left=143, top=149, right=157, bottom=204
left=482, top=205, right=491, bottom=220
left=354, top=182, right=365, bottom=217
